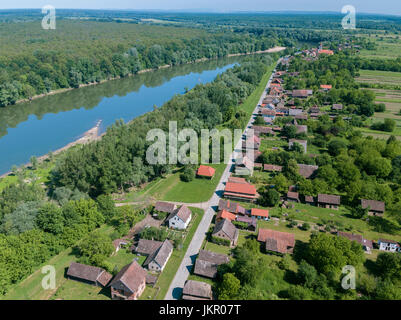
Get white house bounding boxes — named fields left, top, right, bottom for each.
left=168, top=205, right=192, bottom=230
left=378, top=239, right=400, bottom=253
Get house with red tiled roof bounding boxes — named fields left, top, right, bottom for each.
left=196, top=165, right=216, bottom=179
left=320, top=84, right=332, bottom=91
left=318, top=49, right=334, bottom=55
left=257, top=228, right=295, bottom=255
left=109, top=261, right=147, bottom=300
left=235, top=155, right=254, bottom=176
left=216, top=210, right=236, bottom=223
left=251, top=208, right=269, bottom=220
left=224, top=181, right=259, bottom=203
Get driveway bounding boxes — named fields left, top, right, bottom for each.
left=164, top=58, right=282, bottom=300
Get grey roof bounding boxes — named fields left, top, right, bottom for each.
left=67, top=262, right=111, bottom=286
left=318, top=194, right=341, bottom=205
left=182, top=280, right=212, bottom=299
left=168, top=205, right=192, bottom=224
left=213, top=218, right=238, bottom=241
left=194, top=259, right=219, bottom=279
left=289, top=109, right=303, bottom=116
left=236, top=215, right=257, bottom=227
left=361, top=199, right=385, bottom=212
left=155, top=201, right=177, bottom=214
left=144, top=239, right=173, bottom=268
left=198, top=250, right=229, bottom=265
left=298, top=164, right=319, bottom=179
left=218, top=199, right=246, bottom=215
left=133, top=238, right=163, bottom=255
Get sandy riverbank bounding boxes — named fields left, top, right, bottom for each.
left=0, top=122, right=101, bottom=179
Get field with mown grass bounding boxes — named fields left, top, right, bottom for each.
left=358, top=34, right=401, bottom=60
left=122, top=163, right=226, bottom=203
left=354, top=70, right=401, bottom=139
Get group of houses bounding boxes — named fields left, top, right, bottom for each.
left=67, top=260, right=149, bottom=300
left=65, top=201, right=196, bottom=300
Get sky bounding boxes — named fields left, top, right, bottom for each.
left=0, top=0, right=400, bottom=16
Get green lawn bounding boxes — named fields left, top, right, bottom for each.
left=105, top=250, right=146, bottom=271
left=51, top=279, right=110, bottom=300
left=122, top=164, right=226, bottom=203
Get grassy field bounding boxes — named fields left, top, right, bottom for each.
left=357, top=70, right=401, bottom=86
left=121, top=163, right=226, bottom=203
left=358, top=35, right=401, bottom=59
left=355, top=70, right=401, bottom=138
left=0, top=161, right=54, bottom=192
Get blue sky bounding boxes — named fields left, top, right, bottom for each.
left=0, top=0, right=400, bottom=16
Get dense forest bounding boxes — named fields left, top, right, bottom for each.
left=4, top=9, right=396, bottom=107
left=0, top=18, right=279, bottom=107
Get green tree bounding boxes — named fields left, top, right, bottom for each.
left=78, top=231, right=114, bottom=267
left=218, top=273, right=241, bottom=299
left=36, top=202, right=65, bottom=235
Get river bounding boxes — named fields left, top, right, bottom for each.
left=0, top=56, right=244, bottom=174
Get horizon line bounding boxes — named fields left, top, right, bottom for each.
left=0, top=8, right=400, bottom=17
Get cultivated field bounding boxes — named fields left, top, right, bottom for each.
left=358, top=34, right=401, bottom=59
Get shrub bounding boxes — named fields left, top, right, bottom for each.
left=300, top=222, right=310, bottom=231
left=180, top=166, right=195, bottom=182
left=212, top=235, right=231, bottom=246
left=232, top=221, right=249, bottom=230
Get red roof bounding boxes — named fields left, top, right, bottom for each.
left=320, top=84, right=332, bottom=89
left=251, top=208, right=269, bottom=218
left=225, top=182, right=257, bottom=196
left=197, top=165, right=216, bottom=177
left=318, top=49, right=334, bottom=55
left=217, top=210, right=236, bottom=221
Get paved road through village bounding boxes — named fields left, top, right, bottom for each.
left=164, top=58, right=283, bottom=300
